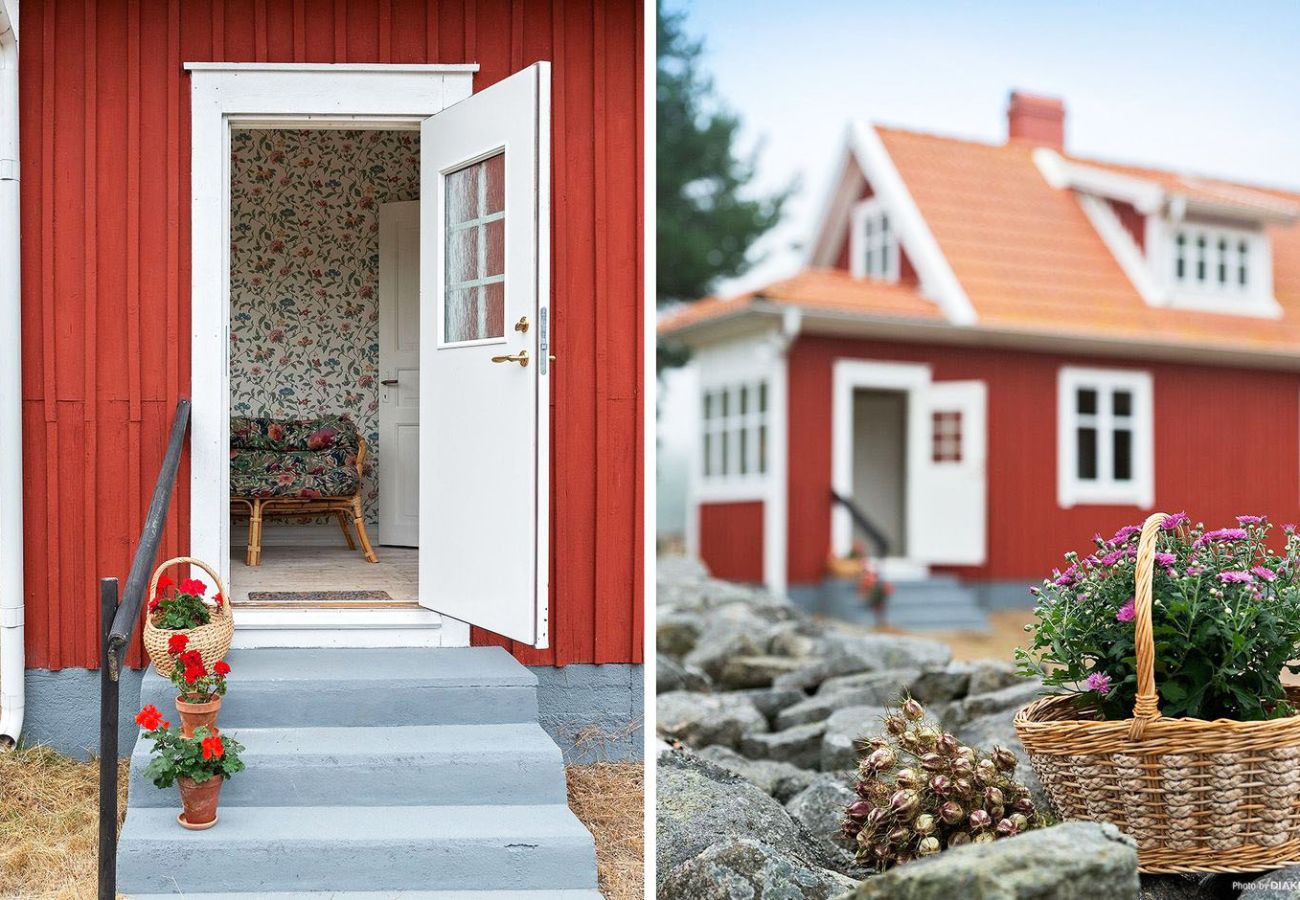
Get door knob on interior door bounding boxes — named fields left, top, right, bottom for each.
left=380, top=378, right=399, bottom=386
left=491, top=349, right=530, bottom=367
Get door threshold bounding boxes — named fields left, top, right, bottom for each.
left=230, top=605, right=450, bottom=649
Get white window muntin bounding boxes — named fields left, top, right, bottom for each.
left=849, top=198, right=899, bottom=282
left=701, top=380, right=769, bottom=487
left=1057, top=367, right=1154, bottom=509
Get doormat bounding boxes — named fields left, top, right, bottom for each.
left=244, top=590, right=398, bottom=605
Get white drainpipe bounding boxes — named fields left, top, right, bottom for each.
left=0, top=0, right=24, bottom=750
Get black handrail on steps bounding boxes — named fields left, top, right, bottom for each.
left=829, top=488, right=891, bottom=559
left=99, top=398, right=191, bottom=900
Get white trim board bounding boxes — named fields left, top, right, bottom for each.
left=1056, top=365, right=1154, bottom=509
left=188, top=63, right=476, bottom=648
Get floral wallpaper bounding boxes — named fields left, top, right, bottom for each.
left=229, top=128, right=420, bottom=526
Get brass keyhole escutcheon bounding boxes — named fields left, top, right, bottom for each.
left=515, top=316, right=530, bottom=333
left=491, top=349, right=530, bottom=367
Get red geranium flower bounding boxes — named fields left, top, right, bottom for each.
left=184, top=663, right=206, bottom=684
left=200, top=735, right=224, bottom=760
left=148, top=597, right=159, bottom=611
left=178, top=577, right=207, bottom=597
left=155, top=574, right=174, bottom=593
left=213, top=660, right=231, bottom=676
left=180, top=650, right=203, bottom=667
left=167, top=634, right=189, bottom=655
left=134, top=705, right=164, bottom=731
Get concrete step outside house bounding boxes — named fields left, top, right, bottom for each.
left=788, top=576, right=989, bottom=631
left=116, top=647, right=600, bottom=896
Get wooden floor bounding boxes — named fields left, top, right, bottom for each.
left=228, top=545, right=419, bottom=606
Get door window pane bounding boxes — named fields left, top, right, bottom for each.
left=444, top=152, right=507, bottom=343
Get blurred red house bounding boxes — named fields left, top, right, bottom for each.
left=661, top=91, right=1300, bottom=620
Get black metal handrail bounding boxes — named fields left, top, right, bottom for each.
left=829, top=488, right=891, bottom=559
left=99, top=397, right=191, bottom=900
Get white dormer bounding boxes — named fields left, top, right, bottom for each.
left=1035, top=147, right=1297, bottom=319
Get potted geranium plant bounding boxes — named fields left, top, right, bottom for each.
left=135, top=704, right=245, bottom=831
left=165, top=633, right=231, bottom=737
left=1013, top=513, right=1300, bottom=872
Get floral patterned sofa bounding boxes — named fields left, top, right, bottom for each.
left=230, top=415, right=377, bottom=566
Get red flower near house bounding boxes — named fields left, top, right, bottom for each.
left=167, top=634, right=189, bottom=655
left=155, top=574, right=174, bottom=595
left=201, top=735, right=224, bottom=760
left=213, top=660, right=231, bottom=676
left=135, top=705, right=165, bottom=731
left=178, top=577, right=207, bottom=597
left=148, top=597, right=159, bottom=611
left=184, top=664, right=206, bottom=685
left=180, top=649, right=203, bottom=668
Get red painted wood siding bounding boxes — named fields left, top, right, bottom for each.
left=19, top=0, right=643, bottom=670
left=699, top=501, right=765, bottom=583
left=787, top=334, right=1300, bottom=585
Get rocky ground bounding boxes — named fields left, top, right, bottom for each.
left=655, top=557, right=1300, bottom=899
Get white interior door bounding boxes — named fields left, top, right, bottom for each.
left=378, top=201, right=422, bottom=547
left=418, top=63, right=551, bottom=648
left=908, top=380, right=987, bottom=565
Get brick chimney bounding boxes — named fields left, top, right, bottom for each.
left=1007, top=91, right=1065, bottom=150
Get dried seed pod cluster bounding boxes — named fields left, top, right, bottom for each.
left=842, top=697, right=1045, bottom=871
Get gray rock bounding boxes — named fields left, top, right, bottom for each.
left=954, top=711, right=1050, bottom=812
left=968, top=660, right=1023, bottom=695
left=819, top=705, right=890, bottom=773
left=768, top=627, right=820, bottom=659
left=657, top=691, right=767, bottom=750
left=655, top=752, right=828, bottom=878
left=656, top=654, right=711, bottom=693
left=693, top=745, right=818, bottom=803
left=685, top=623, right=774, bottom=681
left=735, top=686, right=807, bottom=725
left=785, top=774, right=862, bottom=876
left=774, top=634, right=949, bottom=691
left=842, top=822, right=1139, bottom=899
left=817, top=668, right=923, bottom=706
left=1240, top=865, right=1300, bottom=900
left=954, top=679, right=1046, bottom=725
left=717, top=654, right=809, bottom=690
left=909, top=663, right=973, bottom=704
left=1139, top=873, right=1238, bottom=899
left=659, top=837, right=854, bottom=900
left=740, top=720, right=830, bottom=770
left=777, top=687, right=899, bottom=730
left=657, top=614, right=703, bottom=659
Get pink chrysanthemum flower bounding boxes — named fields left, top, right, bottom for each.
left=1237, top=515, right=1267, bottom=526
left=1251, top=566, right=1277, bottom=582
left=1116, top=598, right=1136, bottom=622
left=1085, top=672, right=1112, bottom=696
left=1218, top=571, right=1254, bottom=584
left=1161, top=512, right=1190, bottom=530
left=1111, top=524, right=1141, bottom=544
left=1195, top=528, right=1248, bottom=548
left=1155, top=552, right=1176, bottom=567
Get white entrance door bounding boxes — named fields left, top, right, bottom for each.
left=418, top=63, right=551, bottom=648
left=908, top=380, right=987, bottom=565
left=378, top=201, right=422, bottom=547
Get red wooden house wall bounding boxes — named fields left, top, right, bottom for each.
left=18, top=0, right=643, bottom=670
left=783, top=334, right=1300, bottom=586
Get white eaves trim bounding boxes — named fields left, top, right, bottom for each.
left=847, top=122, right=978, bottom=326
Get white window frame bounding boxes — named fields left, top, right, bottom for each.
left=1057, top=366, right=1154, bottom=509
left=1146, top=215, right=1278, bottom=317
left=700, top=380, right=770, bottom=490
left=849, top=197, right=899, bottom=282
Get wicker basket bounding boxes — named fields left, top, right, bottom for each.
left=1014, top=512, right=1300, bottom=873
left=142, top=556, right=235, bottom=677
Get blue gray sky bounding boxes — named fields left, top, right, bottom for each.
left=672, top=0, right=1300, bottom=294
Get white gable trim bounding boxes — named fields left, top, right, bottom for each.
left=1076, top=193, right=1165, bottom=307
left=806, top=135, right=864, bottom=269
left=847, top=122, right=978, bottom=326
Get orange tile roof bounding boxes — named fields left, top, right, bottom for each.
left=664, top=125, right=1300, bottom=358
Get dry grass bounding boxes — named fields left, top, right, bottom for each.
left=0, top=745, right=642, bottom=900
left=0, top=746, right=127, bottom=900
left=567, top=761, right=644, bottom=900
left=885, top=608, right=1038, bottom=663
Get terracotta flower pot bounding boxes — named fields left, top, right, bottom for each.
left=176, top=775, right=223, bottom=830
left=175, top=695, right=221, bottom=738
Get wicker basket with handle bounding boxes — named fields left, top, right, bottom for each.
left=1014, top=512, right=1300, bottom=873
left=142, top=556, right=235, bottom=677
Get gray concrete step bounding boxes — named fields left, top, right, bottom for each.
left=128, top=723, right=568, bottom=808
left=116, top=804, right=600, bottom=894
left=138, top=646, right=539, bottom=727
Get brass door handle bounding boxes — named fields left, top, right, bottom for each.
left=491, top=349, right=530, bottom=367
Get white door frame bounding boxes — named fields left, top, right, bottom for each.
left=830, top=358, right=931, bottom=577
left=187, top=63, right=479, bottom=645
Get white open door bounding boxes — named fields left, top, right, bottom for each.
left=908, top=380, right=987, bottom=565
left=419, top=63, right=551, bottom=648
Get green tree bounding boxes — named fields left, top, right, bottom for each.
left=657, top=2, right=791, bottom=310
